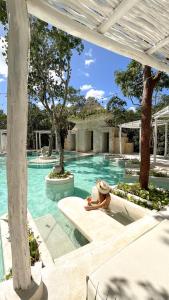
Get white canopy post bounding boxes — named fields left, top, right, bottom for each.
left=153, top=119, right=157, bottom=164
left=7, top=0, right=31, bottom=290
left=35, top=132, right=38, bottom=150
left=39, top=132, right=41, bottom=149
left=119, top=126, right=122, bottom=155
left=164, top=123, right=168, bottom=158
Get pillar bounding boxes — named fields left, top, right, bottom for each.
left=119, top=126, right=122, bottom=155
left=164, top=123, right=168, bottom=158
left=7, top=0, right=31, bottom=290
left=153, top=119, right=157, bottom=164
left=35, top=132, right=38, bottom=150
left=39, top=132, right=41, bottom=149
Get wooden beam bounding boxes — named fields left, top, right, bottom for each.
left=7, top=0, right=31, bottom=290
left=97, top=0, right=140, bottom=34
left=146, top=35, right=169, bottom=55
left=27, top=0, right=169, bottom=73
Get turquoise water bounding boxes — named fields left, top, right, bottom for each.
left=0, top=154, right=125, bottom=280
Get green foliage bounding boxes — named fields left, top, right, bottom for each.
left=5, top=228, right=40, bottom=280
left=28, top=228, right=40, bottom=266
left=48, top=170, right=71, bottom=179
left=28, top=18, right=84, bottom=171
left=0, top=110, right=7, bottom=129
left=113, top=183, right=169, bottom=210
left=0, top=0, right=7, bottom=26
left=5, top=268, right=12, bottom=280
left=115, top=60, right=169, bottom=104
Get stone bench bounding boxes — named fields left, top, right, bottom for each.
left=58, top=197, right=124, bottom=242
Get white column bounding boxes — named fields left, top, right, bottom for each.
left=7, top=0, right=31, bottom=290
left=39, top=132, right=41, bottom=149
left=164, top=123, right=168, bottom=158
left=119, top=126, right=122, bottom=155
left=35, top=132, right=38, bottom=150
left=153, top=119, right=157, bottom=164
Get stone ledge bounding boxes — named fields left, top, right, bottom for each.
left=45, top=174, right=74, bottom=184
left=0, top=211, right=53, bottom=277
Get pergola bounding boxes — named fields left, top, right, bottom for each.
left=153, top=105, right=169, bottom=163
left=119, top=106, right=169, bottom=162
left=6, top=0, right=169, bottom=294
left=34, top=130, right=58, bottom=150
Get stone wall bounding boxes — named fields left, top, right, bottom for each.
left=64, top=119, right=134, bottom=154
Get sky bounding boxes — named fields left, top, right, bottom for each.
left=0, top=24, right=134, bottom=113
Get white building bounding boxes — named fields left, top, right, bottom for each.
left=65, top=116, right=134, bottom=154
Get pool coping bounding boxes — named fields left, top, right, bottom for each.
left=0, top=211, right=54, bottom=277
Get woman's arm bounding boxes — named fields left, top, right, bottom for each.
left=84, top=199, right=107, bottom=211
left=86, top=196, right=99, bottom=205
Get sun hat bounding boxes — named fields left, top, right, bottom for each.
left=96, top=180, right=110, bottom=195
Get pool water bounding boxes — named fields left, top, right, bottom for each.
left=0, top=154, right=125, bottom=279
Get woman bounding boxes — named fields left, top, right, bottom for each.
left=84, top=180, right=111, bottom=211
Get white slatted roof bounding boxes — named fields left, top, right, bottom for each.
left=27, top=0, right=169, bottom=73
left=120, top=106, right=169, bottom=128
left=153, top=105, right=169, bottom=119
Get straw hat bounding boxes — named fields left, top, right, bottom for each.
left=96, top=180, right=110, bottom=195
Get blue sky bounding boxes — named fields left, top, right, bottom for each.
left=0, top=24, right=134, bottom=113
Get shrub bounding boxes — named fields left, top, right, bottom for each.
left=5, top=227, right=40, bottom=280
left=48, top=170, right=71, bottom=179
left=112, top=183, right=169, bottom=210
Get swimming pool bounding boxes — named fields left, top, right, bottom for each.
left=0, top=154, right=125, bottom=279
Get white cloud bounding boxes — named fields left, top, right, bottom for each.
left=0, top=37, right=8, bottom=78
left=36, top=102, right=44, bottom=110
left=66, top=103, right=72, bottom=107
left=128, top=106, right=136, bottom=112
left=49, top=70, right=65, bottom=85
left=85, top=89, right=105, bottom=100
left=0, top=78, right=5, bottom=83
left=85, top=48, right=93, bottom=58
left=85, top=59, right=95, bottom=66
left=84, top=72, right=90, bottom=77
left=80, top=84, right=93, bottom=91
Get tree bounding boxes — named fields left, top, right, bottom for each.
left=0, top=109, right=7, bottom=129
left=115, top=60, right=169, bottom=189
left=106, top=96, right=140, bottom=126
left=28, top=18, right=83, bottom=173
left=0, top=0, right=7, bottom=27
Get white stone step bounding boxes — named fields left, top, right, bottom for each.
left=35, top=214, right=76, bottom=259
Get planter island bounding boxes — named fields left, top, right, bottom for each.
left=45, top=172, right=74, bottom=201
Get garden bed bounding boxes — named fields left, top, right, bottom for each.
left=111, top=183, right=169, bottom=211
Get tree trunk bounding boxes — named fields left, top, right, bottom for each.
left=139, top=66, right=161, bottom=189
left=48, top=129, right=53, bottom=157
left=56, top=127, right=64, bottom=174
